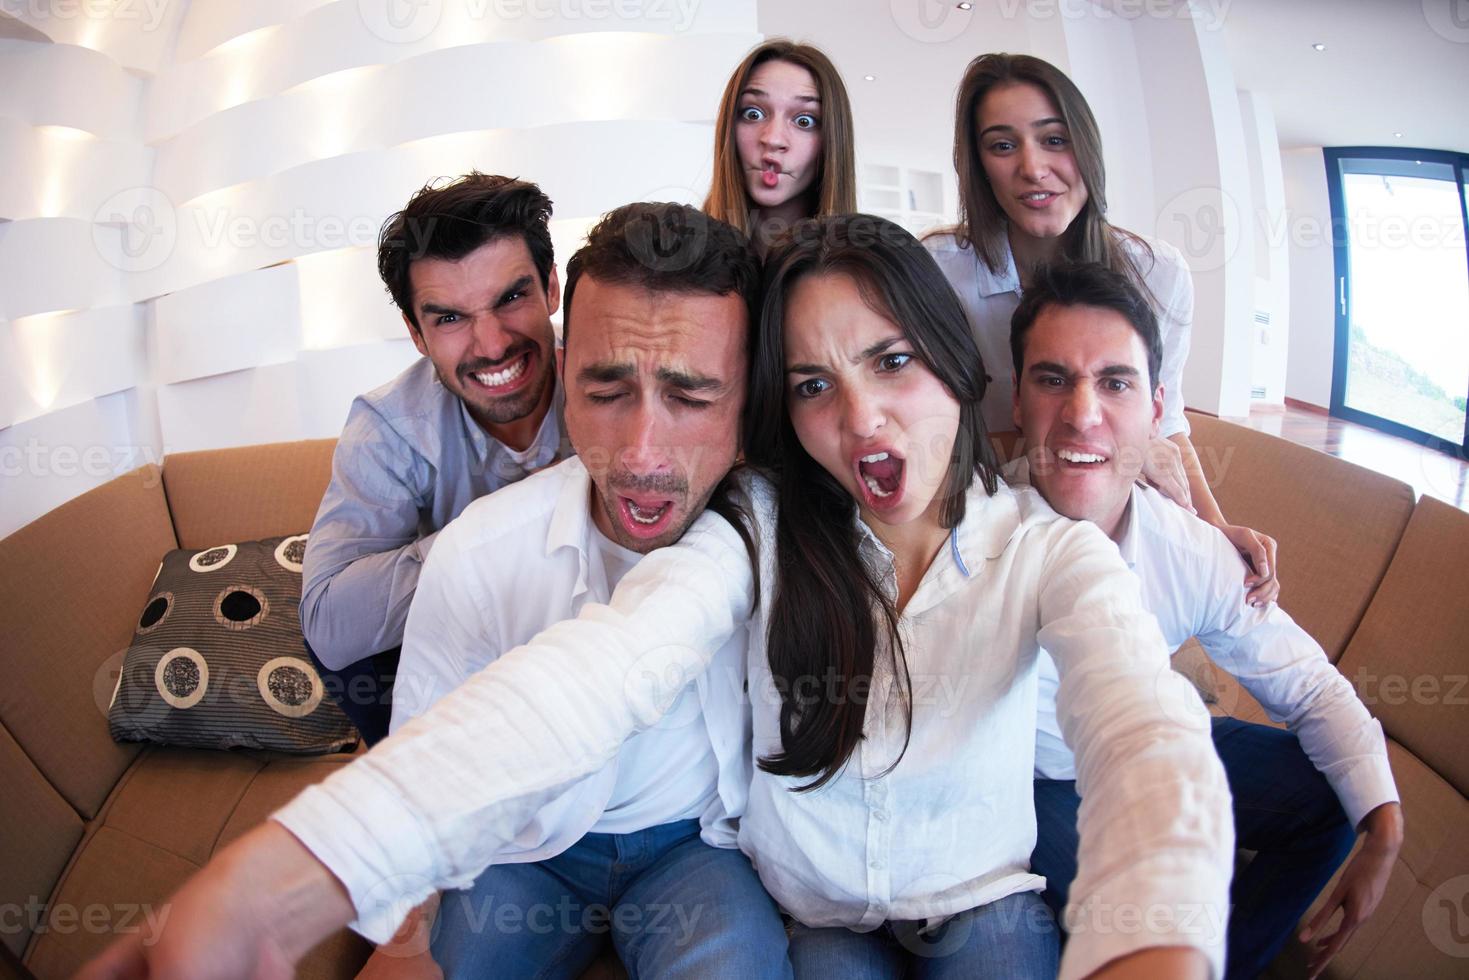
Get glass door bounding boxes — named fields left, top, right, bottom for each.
left=1325, top=148, right=1469, bottom=455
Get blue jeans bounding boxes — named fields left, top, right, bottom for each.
left=431, top=819, right=792, bottom=980
left=304, top=639, right=398, bottom=746
left=1031, top=717, right=1357, bottom=980
left=787, top=891, right=1059, bottom=980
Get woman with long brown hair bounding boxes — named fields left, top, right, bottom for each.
left=926, top=52, right=1279, bottom=607
left=703, top=39, right=856, bottom=255
left=736, top=214, right=1232, bottom=979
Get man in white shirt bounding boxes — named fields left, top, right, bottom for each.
left=381, top=202, right=788, bottom=979
left=1007, top=261, right=1404, bottom=980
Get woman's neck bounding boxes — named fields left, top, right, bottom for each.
left=866, top=500, right=950, bottom=614
left=750, top=197, right=814, bottom=256
left=1007, top=225, right=1063, bottom=289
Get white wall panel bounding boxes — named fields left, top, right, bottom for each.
left=152, top=32, right=756, bottom=206
left=0, top=217, right=130, bottom=320
left=296, top=246, right=404, bottom=351
left=0, top=387, right=164, bottom=540
left=0, top=40, right=142, bottom=139
left=152, top=263, right=303, bottom=384
left=0, top=305, right=145, bottom=428
left=174, top=0, right=337, bottom=63
left=0, top=119, right=153, bottom=222
left=132, top=120, right=715, bottom=301
left=0, top=0, right=186, bottom=74
left=145, top=0, right=757, bottom=143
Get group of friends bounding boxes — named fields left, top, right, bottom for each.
left=81, top=44, right=1403, bottom=980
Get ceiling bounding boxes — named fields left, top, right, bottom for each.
left=1220, top=0, right=1468, bottom=154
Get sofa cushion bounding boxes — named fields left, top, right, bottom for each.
left=0, top=464, right=174, bottom=819
left=1185, top=413, right=1415, bottom=663
left=162, top=439, right=335, bottom=550
left=1336, top=496, right=1469, bottom=798
left=1273, top=740, right=1469, bottom=979
left=24, top=746, right=368, bottom=978
left=0, top=722, right=84, bottom=959
left=108, top=536, right=355, bottom=754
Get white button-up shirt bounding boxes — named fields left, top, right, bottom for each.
left=387, top=456, right=748, bottom=857
left=1027, top=475, right=1399, bottom=828
left=924, top=229, right=1194, bottom=439
left=738, top=474, right=1234, bottom=980
left=273, top=470, right=1233, bottom=980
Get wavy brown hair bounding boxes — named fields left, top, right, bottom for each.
left=703, top=39, right=856, bottom=234
left=948, top=53, right=1154, bottom=290
left=748, top=214, right=1000, bottom=791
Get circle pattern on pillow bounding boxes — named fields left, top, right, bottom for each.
left=137, top=591, right=173, bottom=633
left=189, top=543, right=237, bottom=572
left=154, top=647, right=209, bottom=709
left=214, top=584, right=269, bottom=631
left=258, top=656, right=326, bottom=718
left=273, top=534, right=308, bottom=573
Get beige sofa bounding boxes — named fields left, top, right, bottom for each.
left=1, top=413, right=1465, bottom=978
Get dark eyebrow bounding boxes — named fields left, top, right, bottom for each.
left=1026, top=361, right=1140, bottom=379
left=1097, top=364, right=1141, bottom=378
left=787, top=337, right=903, bottom=376
left=419, top=302, right=462, bottom=318
left=577, top=362, right=634, bottom=385
left=1027, top=360, right=1072, bottom=377
left=740, top=86, right=821, bottom=105
left=978, top=117, right=1067, bottom=139
left=495, top=275, right=535, bottom=307
left=656, top=366, right=724, bottom=392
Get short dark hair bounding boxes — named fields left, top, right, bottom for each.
left=561, top=202, right=759, bottom=348
left=377, top=173, right=554, bottom=330
left=1010, top=261, right=1163, bottom=391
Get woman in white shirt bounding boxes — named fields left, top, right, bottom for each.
left=703, top=40, right=856, bottom=256
left=737, top=213, right=1234, bottom=980
left=924, top=52, right=1279, bottom=608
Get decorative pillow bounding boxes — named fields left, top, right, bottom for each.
left=108, top=534, right=357, bottom=753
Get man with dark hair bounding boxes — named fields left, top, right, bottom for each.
left=376, top=202, right=788, bottom=977
left=1009, top=262, right=1402, bottom=980
left=301, top=173, right=570, bottom=744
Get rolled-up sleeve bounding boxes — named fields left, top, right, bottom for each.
left=300, top=402, right=434, bottom=671
left=272, top=507, right=756, bottom=943
left=1040, top=518, right=1234, bottom=980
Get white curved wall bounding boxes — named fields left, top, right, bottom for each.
left=0, top=0, right=759, bottom=537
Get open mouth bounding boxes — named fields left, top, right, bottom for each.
left=856, top=451, right=905, bottom=509
left=1054, top=447, right=1109, bottom=468
left=466, top=350, right=533, bottom=393
left=1018, top=190, right=1062, bottom=208
left=758, top=162, right=782, bottom=188
left=618, top=495, right=676, bottom=539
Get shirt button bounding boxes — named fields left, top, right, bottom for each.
left=873, top=810, right=888, bottom=822
left=870, top=858, right=884, bottom=870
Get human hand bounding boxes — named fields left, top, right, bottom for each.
left=1217, top=522, right=1279, bottom=608
left=1300, top=803, right=1404, bottom=979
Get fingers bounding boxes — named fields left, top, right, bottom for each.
left=1300, top=884, right=1344, bottom=944
left=1246, top=574, right=1281, bottom=609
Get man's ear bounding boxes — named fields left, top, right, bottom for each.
left=405, top=312, right=427, bottom=358
left=1151, top=382, right=1165, bottom=438
left=545, top=264, right=562, bottom=317
left=1011, top=371, right=1023, bottom=434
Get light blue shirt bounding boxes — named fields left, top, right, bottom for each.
left=300, top=357, right=568, bottom=669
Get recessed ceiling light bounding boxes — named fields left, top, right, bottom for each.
left=958, top=2, right=973, bottom=8
left=1312, top=43, right=1326, bottom=51
left=864, top=74, right=875, bottom=81
left=1394, top=132, right=1403, bottom=138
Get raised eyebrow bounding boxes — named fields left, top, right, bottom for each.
left=739, top=87, right=821, bottom=106
left=577, top=362, right=634, bottom=385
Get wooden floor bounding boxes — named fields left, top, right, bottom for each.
left=1223, top=402, right=1469, bottom=512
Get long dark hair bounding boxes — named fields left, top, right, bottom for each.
left=749, top=214, right=1001, bottom=790
left=946, top=53, right=1154, bottom=291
